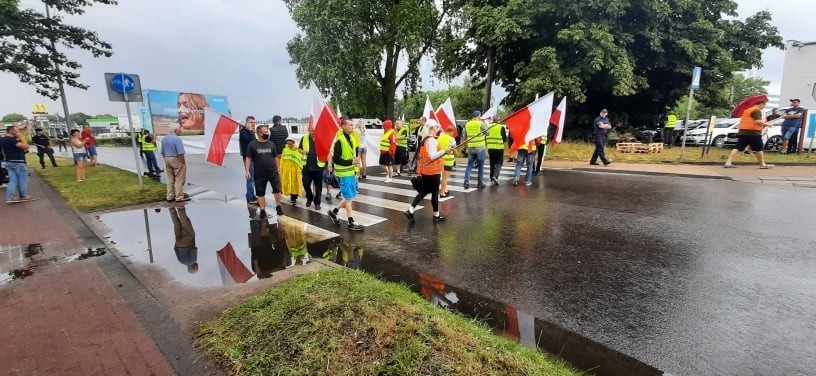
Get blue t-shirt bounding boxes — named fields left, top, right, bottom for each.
left=0, top=136, right=26, bottom=162
left=594, top=116, right=610, bottom=136
left=781, top=107, right=806, bottom=128
left=161, top=133, right=186, bottom=157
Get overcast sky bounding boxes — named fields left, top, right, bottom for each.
left=0, top=0, right=812, bottom=120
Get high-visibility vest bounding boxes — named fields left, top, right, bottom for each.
left=334, top=132, right=358, bottom=178
left=140, top=134, right=155, bottom=151
left=738, top=105, right=764, bottom=132
left=465, top=120, right=485, bottom=148
left=417, top=138, right=443, bottom=175
left=379, top=129, right=394, bottom=152
left=300, top=135, right=326, bottom=168
left=282, top=146, right=303, bottom=168
left=665, top=114, right=677, bottom=129
left=485, top=124, right=504, bottom=150
left=438, top=133, right=455, bottom=167
left=396, top=127, right=409, bottom=147
left=518, top=141, right=537, bottom=152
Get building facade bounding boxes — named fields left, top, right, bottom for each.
left=780, top=40, right=816, bottom=110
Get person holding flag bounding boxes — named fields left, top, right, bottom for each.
left=462, top=111, right=487, bottom=189
left=328, top=118, right=364, bottom=231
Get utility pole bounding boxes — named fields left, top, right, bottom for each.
left=44, top=4, right=73, bottom=130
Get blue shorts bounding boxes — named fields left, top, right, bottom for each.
left=86, top=145, right=97, bottom=156
left=73, top=153, right=87, bottom=162
left=338, top=176, right=358, bottom=200
left=781, top=125, right=799, bottom=140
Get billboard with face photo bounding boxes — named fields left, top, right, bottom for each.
left=141, top=90, right=230, bottom=134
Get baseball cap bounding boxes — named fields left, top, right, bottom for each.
left=472, top=110, right=482, bottom=117
left=790, top=98, right=801, bottom=102
left=285, top=137, right=296, bottom=143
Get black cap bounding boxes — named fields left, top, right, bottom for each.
left=35, top=128, right=43, bottom=131
left=790, top=98, right=801, bottom=102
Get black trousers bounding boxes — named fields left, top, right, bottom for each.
left=487, top=149, right=504, bottom=180
left=534, top=145, right=546, bottom=173
left=591, top=136, right=609, bottom=164
left=38, top=148, right=57, bottom=168
left=411, top=174, right=441, bottom=212
left=302, top=168, right=324, bottom=205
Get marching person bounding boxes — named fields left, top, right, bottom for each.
left=161, top=124, right=189, bottom=202
left=484, top=119, right=506, bottom=185
left=280, top=137, right=304, bottom=205
left=355, top=120, right=368, bottom=179
left=299, top=126, right=325, bottom=210
left=269, top=115, right=289, bottom=170
left=32, top=128, right=58, bottom=169
left=239, top=116, right=258, bottom=205
left=438, top=124, right=457, bottom=198
left=533, top=133, right=548, bottom=176
left=512, top=140, right=536, bottom=186
left=379, top=119, right=397, bottom=183
left=463, top=110, right=487, bottom=189
left=394, top=120, right=410, bottom=176
left=590, top=109, right=612, bottom=166
left=724, top=99, right=774, bottom=169
left=245, top=124, right=284, bottom=218
left=327, top=118, right=364, bottom=231
left=405, top=120, right=451, bottom=223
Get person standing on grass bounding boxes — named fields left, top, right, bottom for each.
left=32, top=128, right=58, bottom=169
left=81, top=124, right=98, bottom=166
left=299, top=126, right=325, bottom=210
left=161, top=124, right=190, bottom=202
left=245, top=124, right=284, bottom=219
left=404, top=120, right=451, bottom=224
left=0, top=126, right=34, bottom=203
left=590, top=109, right=612, bottom=166
left=269, top=115, right=289, bottom=171
left=724, top=100, right=774, bottom=169
left=239, top=116, right=258, bottom=205
left=69, top=129, right=87, bottom=182
left=780, top=99, right=805, bottom=155
left=56, top=130, right=68, bottom=152
left=140, top=129, right=162, bottom=175
left=328, top=118, right=364, bottom=231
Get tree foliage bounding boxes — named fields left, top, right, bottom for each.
left=2, top=113, right=26, bottom=122
left=669, top=73, right=770, bottom=119
left=283, top=0, right=451, bottom=119
left=395, top=82, right=485, bottom=121
left=1, top=0, right=116, bottom=99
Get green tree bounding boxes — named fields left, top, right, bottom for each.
left=2, top=113, right=26, bottom=122
left=70, top=112, right=90, bottom=125
left=1, top=0, right=116, bottom=99
left=727, top=73, right=770, bottom=108
left=669, top=73, right=769, bottom=119
left=283, top=0, right=451, bottom=119
left=395, top=82, right=485, bottom=121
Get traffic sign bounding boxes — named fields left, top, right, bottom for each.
left=691, top=67, right=702, bottom=90
left=104, top=72, right=142, bottom=102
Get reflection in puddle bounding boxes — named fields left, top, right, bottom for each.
left=321, top=238, right=364, bottom=270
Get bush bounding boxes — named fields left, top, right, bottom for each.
left=95, top=137, right=135, bottom=147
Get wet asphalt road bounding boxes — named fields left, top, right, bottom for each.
left=95, top=147, right=816, bottom=375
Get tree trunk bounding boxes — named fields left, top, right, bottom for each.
left=380, top=45, right=399, bottom=120
left=482, top=46, right=495, bottom=112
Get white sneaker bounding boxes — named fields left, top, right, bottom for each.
left=384, top=177, right=392, bottom=183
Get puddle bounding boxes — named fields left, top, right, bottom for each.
left=1, top=244, right=60, bottom=284
left=97, top=203, right=339, bottom=288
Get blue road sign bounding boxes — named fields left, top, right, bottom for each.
left=691, top=67, right=702, bottom=90
left=110, top=73, right=136, bottom=94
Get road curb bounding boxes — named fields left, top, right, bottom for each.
left=554, top=167, right=733, bottom=180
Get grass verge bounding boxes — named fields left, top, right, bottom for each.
left=546, top=141, right=816, bottom=164
left=197, top=268, right=579, bottom=376
left=27, top=154, right=166, bottom=212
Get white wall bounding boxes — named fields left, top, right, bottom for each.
left=780, top=41, right=816, bottom=110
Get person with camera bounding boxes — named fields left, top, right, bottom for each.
left=1, top=126, right=34, bottom=203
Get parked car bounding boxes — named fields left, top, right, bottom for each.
left=683, top=118, right=740, bottom=147
left=672, top=119, right=707, bottom=144
left=722, top=117, right=784, bottom=150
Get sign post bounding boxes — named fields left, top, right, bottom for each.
left=680, top=67, right=701, bottom=159
left=105, top=72, right=145, bottom=189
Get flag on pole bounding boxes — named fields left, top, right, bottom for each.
left=550, top=97, right=567, bottom=145
left=505, top=92, right=555, bottom=153
left=336, top=103, right=342, bottom=118
left=308, top=81, right=341, bottom=164
left=203, top=107, right=240, bottom=166
left=422, top=95, right=437, bottom=121
left=216, top=242, right=254, bottom=284
left=435, top=97, right=457, bottom=137
left=480, top=106, right=498, bottom=121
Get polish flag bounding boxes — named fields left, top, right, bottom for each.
left=204, top=107, right=240, bottom=166
left=505, top=92, right=554, bottom=153
left=435, top=97, right=457, bottom=137
left=422, top=96, right=437, bottom=121
left=216, top=243, right=253, bottom=284
left=308, top=81, right=341, bottom=163
left=550, top=97, right=567, bottom=145
left=480, top=106, right=498, bottom=121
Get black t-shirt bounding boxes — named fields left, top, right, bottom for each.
left=33, top=134, right=51, bottom=148
left=247, top=140, right=278, bottom=175
left=0, top=136, right=26, bottom=162
left=269, top=125, right=289, bottom=155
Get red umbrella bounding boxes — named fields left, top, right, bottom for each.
left=731, top=94, right=768, bottom=118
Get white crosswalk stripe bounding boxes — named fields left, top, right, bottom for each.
left=380, top=176, right=477, bottom=193
left=356, top=182, right=456, bottom=201
left=281, top=200, right=387, bottom=227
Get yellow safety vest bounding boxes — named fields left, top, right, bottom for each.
left=299, top=136, right=326, bottom=168
left=334, top=132, right=358, bottom=178
left=396, top=127, right=409, bottom=147
left=465, top=120, right=485, bottom=148
left=140, top=134, right=155, bottom=151
left=518, top=142, right=537, bottom=152
left=282, top=146, right=303, bottom=168
left=438, top=133, right=455, bottom=167
left=485, top=124, right=504, bottom=150
left=666, top=114, right=677, bottom=129
left=379, top=129, right=394, bottom=151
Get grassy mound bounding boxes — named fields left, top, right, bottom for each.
left=197, top=268, right=578, bottom=376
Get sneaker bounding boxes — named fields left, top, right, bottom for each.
left=759, top=164, right=774, bottom=169
left=525, top=181, right=533, bottom=186
left=336, top=192, right=342, bottom=199
left=404, top=210, right=415, bottom=223
left=259, top=209, right=267, bottom=219
left=512, top=178, right=518, bottom=186
left=305, top=199, right=312, bottom=207
left=348, top=222, right=364, bottom=231
left=175, top=197, right=190, bottom=202
left=314, top=204, right=321, bottom=210
left=290, top=198, right=297, bottom=205
left=276, top=206, right=284, bottom=216
left=395, top=172, right=401, bottom=177
left=477, top=183, right=486, bottom=189
left=433, top=215, right=447, bottom=222
left=328, top=210, right=340, bottom=226
left=463, top=181, right=470, bottom=189
left=590, top=162, right=600, bottom=166
left=361, top=175, right=367, bottom=179
left=384, top=177, right=392, bottom=183
left=603, top=161, right=612, bottom=166
left=491, top=177, right=499, bottom=185
left=325, top=194, right=332, bottom=202
left=166, top=198, right=175, bottom=202
left=156, top=169, right=164, bottom=173
left=723, top=164, right=736, bottom=169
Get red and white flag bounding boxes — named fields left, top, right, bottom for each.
left=480, top=106, right=498, bottom=121
left=308, top=81, right=341, bottom=163
left=550, top=97, right=566, bottom=145
left=422, top=95, right=437, bottom=121
left=505, top=92, right=554, bottom=153
left=435, top=97, right=457, bottom=137
left=204, top=107, right=240, bottom=166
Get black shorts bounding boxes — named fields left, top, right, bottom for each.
left=735, top=134, right=764, bottom=152
left=395, top=146, right=408, bottom=165
left=444, top=165, right=453, bottom=171
left=379, top=152, right=394, bottom=166
left=255, top=173, right=281, bottom=195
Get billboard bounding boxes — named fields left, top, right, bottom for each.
left=141, top=90, right=230, bottom=134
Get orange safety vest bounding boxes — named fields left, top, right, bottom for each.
left=738, top=105, right=765, bottom=132
left=417, top=138, right=443, bottom=175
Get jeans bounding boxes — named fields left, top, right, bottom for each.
left=245, top=161, right=256, bottom=202
left=144, top=151, right=160, bottom=173
left=5, top=162, right=28, bottom=201
left=464, top=149, right=486, bottom=185
left=302, top=168, right=324, bottom=205
left=514, top=149, right=535, bottom=183
left=487, top=149, right=504, bottom=180
left=591, top=135, right=609, bottom=164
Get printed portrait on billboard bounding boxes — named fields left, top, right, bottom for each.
left=142, top=90, right=230, bottom=135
